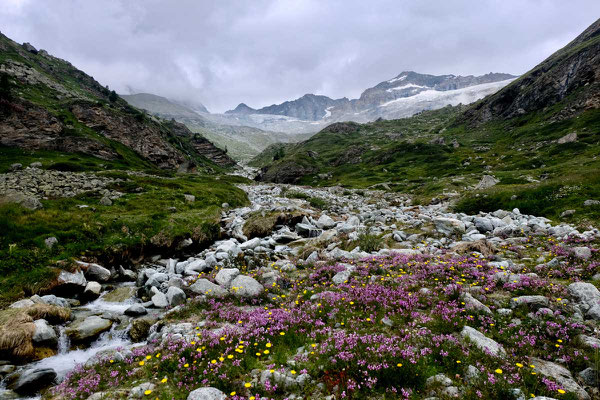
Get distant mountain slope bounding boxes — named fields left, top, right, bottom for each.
left=120, top=93, right=207, bottom=120
left=227, top=94, right=349, bottom=121
left=253, top=19, right=600, bottom=222
left=222, top=72, right=515, bottom=132
left=0, top=33, right=234, bottom=170
left=462, top=18, right=600, bottom=123
left=121, top=92, right=309, bottom=161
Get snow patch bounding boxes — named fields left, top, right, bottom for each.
left=379, top=79, right=515, bottom=108
left=386, top=83, right=427, bottom=93
left=322, top=106, right=334, bottom=119
left=387, top=74, right=407, bottom=83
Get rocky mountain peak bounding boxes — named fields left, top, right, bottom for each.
left=225, top=102, right=257, bottom=114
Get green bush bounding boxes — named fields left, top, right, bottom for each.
left=357, top=229, right=383, bottom=253
left=308, top=197, right=327, bottom=209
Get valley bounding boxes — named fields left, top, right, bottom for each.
left=0, top=8, right=598, bottom=400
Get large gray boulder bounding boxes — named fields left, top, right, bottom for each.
left=167, top=286, right=186, bottom=306
left=55, top=270, right=87, bottom=295
left=65, top=316, right=112, bottom=343
left=568, top=282, right=600, bottom=319
left=6, top=368, right=56, bottom=395
left=32, top=319, right=57, bottom=346
left=572, top=247, right=592, bottom=260
left=332, top=264, right=355, bottom=285
left=473, top=217, right=494, bottom=233
left=461, top=326, right=505, bottom=357
left=509, top=295, right=549, bottom=309
left=184, top=259, right=208, bottom=276
left=78, top=262, right=111, bottom=282
left=475, top=175, right=499, bottom=190
left=531, top=358, right=590, bottom=400
left=215, top=240, right=241, bottom=257
left=316, top=214, right=336, bottom=230
left=461, top=292, right=492, bottom=315
left=151, top=292, right=169, bottom=308
left=39, top=294, right=70, bottom=308
left=189, top=279, right=227, bottom=298
left=83, top=281, right=102, bottom=300
left=124, top=304, right=147, bottom=316
left=214, top=268, right=240, bottom=288
left=434, top=217, right=466, bottom=236
left=230, top=275, right=264, bottom=298
left=187, top=387, right=227, bottom=400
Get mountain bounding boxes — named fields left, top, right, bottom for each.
left=0, top=33, right=235, bottom=170
left=220, top=72, right=516, bottom=133
left=225, top=102, right=257, bottom=115
left=120, top=93, right=207, bottom=120
left=120, top=93, right=312, bottom=161
left=227, top=94, right=349, bottom=121
left=332, top=71, right=516, bottom=122
left=463, top=18, right=600, bottom=124
left=253, top=18, right=600, bottom=222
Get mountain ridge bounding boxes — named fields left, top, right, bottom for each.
left=225, top=71, right=516, bottom=123
left=0, top=32, right=235, bottom=170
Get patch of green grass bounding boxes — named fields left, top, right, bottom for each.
left=0, top=172, right=249, bottom=306
left=255, top=101, right=600, bottom=223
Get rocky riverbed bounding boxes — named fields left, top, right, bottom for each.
left=1, top=180, right=599, bottom=399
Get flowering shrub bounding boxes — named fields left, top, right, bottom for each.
left=52, top=236, right=598, bottom=399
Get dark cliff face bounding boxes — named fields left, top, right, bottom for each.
left=462, top=18, right=600, bottom=124
left=0, top=32, right=234, bottom=171
left=165, top=120, right=236, bottom=168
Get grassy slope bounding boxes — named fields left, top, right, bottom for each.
left=0, top=167, right=249, bottom=306
left=0, top=37, right=247, bottom=306
left=252, top=103, right=600, bottom=223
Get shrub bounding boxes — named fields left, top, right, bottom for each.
left=357, top=229, right=383, bottom=252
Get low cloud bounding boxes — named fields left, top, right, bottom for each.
left=1, top=0, right=598, bottom=112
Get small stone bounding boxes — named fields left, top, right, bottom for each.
left=426, top=373, right=452, bottom=387
left=124, top=304, right=147, bottom=316
left=184, top=194, right=195, bottom=203
left=187, top=387, right=227, bottom=400
left=83, top=281, right=102, bottom=300
left=572, top=247, right=592, bottom=260
left=475, top=175, right=499, bottom=190
left=129, top=382, right=156, bottom=398
left=578, top=368, right=598, bottom=386
left=560, top=210, right=576, bottom=218
left=44, top=237, right=58, bottom=249
left=557, top=132, right=577, bottom=144
left=99, top=196, right=112, bottom=206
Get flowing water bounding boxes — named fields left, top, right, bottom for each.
left=4, top=289, right=141, bottom=399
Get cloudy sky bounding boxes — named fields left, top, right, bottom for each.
left=1, top=0, right=599, bottom=112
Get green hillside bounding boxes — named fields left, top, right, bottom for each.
left=0, top=34, right=247, bottom=306
left=253, top=19, right=600, bottom=224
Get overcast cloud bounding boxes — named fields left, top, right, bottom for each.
left=1, top=0, right=599, bottom=112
